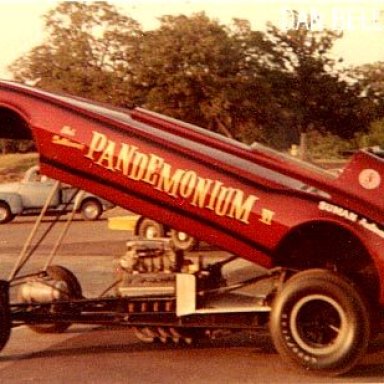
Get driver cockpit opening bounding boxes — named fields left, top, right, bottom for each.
left=0, top=107, right=34, bottom=152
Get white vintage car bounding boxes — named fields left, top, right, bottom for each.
left=0, top=166, right=114, bottom=223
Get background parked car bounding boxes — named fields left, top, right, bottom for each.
left=108, top=215, right=198, bottom=251
left=0, top=166, right=114, bottom=223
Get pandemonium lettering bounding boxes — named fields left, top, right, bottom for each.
left=85, top=131, right=258, bottom=224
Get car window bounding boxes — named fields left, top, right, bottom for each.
left=31, top=171, right=53, bottom=184
left=29, top=170, right=41, bottom=182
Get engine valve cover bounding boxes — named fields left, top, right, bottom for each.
left=118, top=239, right=181, bottom=274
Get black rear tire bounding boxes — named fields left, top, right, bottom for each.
left=269, top=269, right=370, bottom=376
left=0, top=281, right=11, bottom=351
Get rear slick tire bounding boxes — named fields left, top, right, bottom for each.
left=0, top=281, right=11, bottom=352
left=269, top=269, right=370, bottom=376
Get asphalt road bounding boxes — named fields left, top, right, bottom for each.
left=0, top=210, right=131, bottom=258
left=1, top=211, right=384, bottom=383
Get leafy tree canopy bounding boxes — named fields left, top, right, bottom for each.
left=10, top=1, right=142, bottom=107
left=9, top=1, right=379, bottom=151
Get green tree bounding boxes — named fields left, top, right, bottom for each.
left=355, top=119, right=384, bottom=148
left=128, top=14, right=286, bottom=143
left=9, top=4, right=376, bottom=153
left=306, top=129, right=353, bottom=160
left=129, top=13, right=242, bottom=138
left=10, top=1, right=142, bottom=107
left=263, top=22, right=374, bottom=152
left=353, top=62, right=384, bottom=119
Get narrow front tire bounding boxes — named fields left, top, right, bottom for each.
left=170, top=229, right=198, bottom=251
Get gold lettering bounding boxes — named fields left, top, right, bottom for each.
left=179, top=171, right=197, bottom=199
left=129, top=152, right=149, bottom=181
left=115, top=143, right=138, bottom=176
left=191, top=177, right=213, bottom=208
left=85, top=131, right=107, bottom=160
left=259, top=209, right=275, bottom=225
left=206, top=181, right=223, bottom=211
left=95, top=140, right=116, bottom=171
left=156, top=164, right=185, bottom=197
left=215, top=187, right=236, bottom=216
left=228, top=190, right=258, bottom=224
left=142, top=154, right=164, bottom=185
left=84, top=132, right=260, bottom=226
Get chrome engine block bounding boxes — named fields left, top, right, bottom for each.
left=115, top=239, right=186, bottom=297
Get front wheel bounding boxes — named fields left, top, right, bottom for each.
left=137, top=218, right=165, bottom=240
left=269, top=269, right=370, bottom=376
left=0, top=202, right=15, bottom=224
left=170, top=229, right=198, bottom=251
left=81, top=199, right=103, bottom=221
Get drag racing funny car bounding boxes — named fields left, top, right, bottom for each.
left=0, top=80, right=383, bottom=376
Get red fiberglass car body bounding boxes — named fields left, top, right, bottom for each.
left=1, top=80, right=384, bottom=292
left=0, top=80, right=384, bottom=374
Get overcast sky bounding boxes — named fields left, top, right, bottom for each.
left=0, top=0, right=383, bottom=79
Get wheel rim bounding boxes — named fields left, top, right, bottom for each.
left=83, top=204, right=99, bottom=219
left=145, top=226, right=158, bottom=239
left=0, top=207, right=7, bottom=221
left=171, top=230, right=196, bottom=250
left=289, top=294, right=347, bottom=356
left=177, top=232, right=189, bottom=241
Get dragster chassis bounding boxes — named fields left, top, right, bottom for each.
left=2, top=80, right=384, bottom=376
left=0, top=185, right=283, bottom=352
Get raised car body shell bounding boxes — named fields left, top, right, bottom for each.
left=1, top=80, right=384, bottom=301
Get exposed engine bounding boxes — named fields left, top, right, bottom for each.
left=114, top=239, right=229, bottom=344
left=115, top=239, right=226, bottom=297
left=117, top=239, right=185, bottom=274
left=17, top=239, right=232, bottom=344
left=115, top=239, right=187, bottom=298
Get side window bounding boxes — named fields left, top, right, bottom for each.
left=30, top=170, right=41, bottom=183
left=25, top=167, right=54, bottom=184
left=36, top=172, right=53, bottom=185
left=33, top=171, right=48, bottom=183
